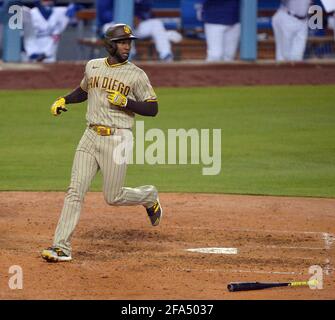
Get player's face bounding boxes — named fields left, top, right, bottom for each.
left=114, top=39, right=132, bottom=63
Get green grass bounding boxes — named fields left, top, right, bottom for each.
left=0, top=86, right=334, bottom=197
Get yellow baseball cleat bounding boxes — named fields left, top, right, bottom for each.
left=41, top=247, right=72, bottom=262
left=145, top=199, right=163, bottom=226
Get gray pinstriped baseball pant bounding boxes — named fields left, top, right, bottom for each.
left=53, top=127, right=158, bottom=255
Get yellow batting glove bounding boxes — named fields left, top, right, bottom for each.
left=106, top=89, right=128, bottom=107
left=50, top=97, right=67, bottom=116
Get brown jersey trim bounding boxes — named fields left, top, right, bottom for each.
left=104, top=58, right=129, bottom=68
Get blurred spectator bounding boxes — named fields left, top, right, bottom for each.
left=96, top=0, right=114, bottom=37
left=98, top=0, right=182, bottom=62
left=272, top=0, right=312, bottom=62
left=202, top=0, right=241, bottom=62
left=328, top=11, right=335, bottom=39
left=22, top=0, right=78, bottom=62
left=0, top=27, right=2, bottom=61
left=133, top=0, right=182, bottom=61
left=318, top=0, right=335, bottom=40
left=0, top=1, right=4, bottom=59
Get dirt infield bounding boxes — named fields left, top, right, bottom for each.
left=1, top=62, right=334, bottom=300
left=1, top=61, right=335, bottom=89
left=0, top=192, right=334, bottom=300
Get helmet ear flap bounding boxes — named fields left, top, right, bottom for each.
left=104, top=39, right=117, bottom=56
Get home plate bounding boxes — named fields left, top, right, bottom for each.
left=186, top=248, right=238, bottom=255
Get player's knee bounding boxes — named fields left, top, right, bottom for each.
left=105, top=197, right=118, bottom=206
left=104, top=191, right=122, bottom=206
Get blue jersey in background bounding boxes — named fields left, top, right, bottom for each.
left=135, top=0, right=154, bottom=20
left=96, top=0, right=114, bottom=30
left=202, top=0, right=240, bottom=25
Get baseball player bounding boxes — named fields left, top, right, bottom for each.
left=41, top=24, right=163, bottom=262
left=272, top=0, right=312, bottom=62
left=23, top=0, right=71, bottom=62
left=133, top=0, right=182, bottom=61
left=97, top=0, right=182, bottom=61
left=327, top=11, right=335, bottom=40
left=202, top=0, right=241, bottom=62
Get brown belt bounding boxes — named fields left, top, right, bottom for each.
left=285, top=8, right=307, bottom=20
left=89, top=124, right=116, bottom=136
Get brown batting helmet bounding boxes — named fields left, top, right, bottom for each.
left=104, top=23, right=137, bottom=42
left=103, top=24, right=137, bottom=57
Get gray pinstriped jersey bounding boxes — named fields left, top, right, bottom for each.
left=80, top=58, right=157, bottom=129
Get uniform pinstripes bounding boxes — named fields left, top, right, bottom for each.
left=80, top=58, right=156, bottom=128
left=100, top=130, right=157, bottom=206
left=52, top=59, right=159, bottom=255
left=53, top=135, right=99, bottom=255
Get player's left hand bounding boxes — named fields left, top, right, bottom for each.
left=106, top=89, right=128, bottom=107
left=50, top=97, right=67, bottom=116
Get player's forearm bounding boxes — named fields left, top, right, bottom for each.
left=126, top=100, right=158, bottom=117
left=63, top=86, right=88, bottom=104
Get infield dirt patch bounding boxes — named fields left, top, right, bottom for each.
left=0, top=192, right=334, bottom=300
left=1, top=61, right=334, bottom=300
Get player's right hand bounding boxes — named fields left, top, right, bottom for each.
left=50, top=97, right=67, bottom=116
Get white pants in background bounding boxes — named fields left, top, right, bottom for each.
left=204, top=22, right=241, bottom=62
left=135, top=19, right=173, bottom=60
left=272, top=9, right=308, bottom=62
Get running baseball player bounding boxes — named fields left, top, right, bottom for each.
left=42, top=24, right=163, bottom=262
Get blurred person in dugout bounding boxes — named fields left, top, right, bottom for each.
left=22, top=0, right=77, bottom=62
left=272, top=0, right=312, bottom=62
left=1, top=0, right=7, bottom=57
left=202, top=0, right=241, bottom=62
left=328, top=11, right=335, bottom=39
left=98, top=0, right=182, bottom=61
